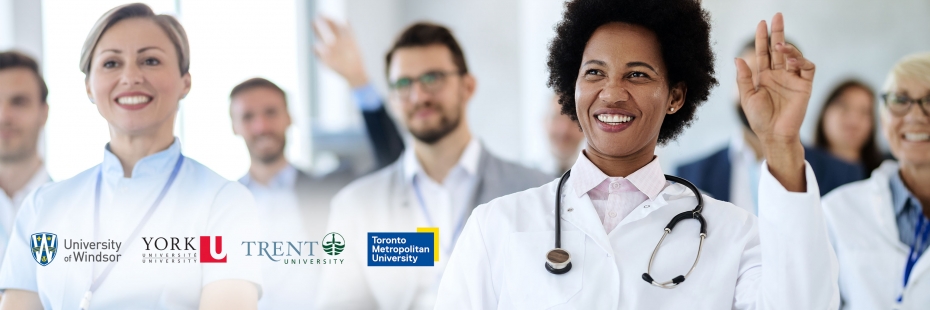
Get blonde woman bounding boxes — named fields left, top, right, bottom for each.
left=822, top=52, right=930, bottom=310
left=0, top=4, right=261, bottom=309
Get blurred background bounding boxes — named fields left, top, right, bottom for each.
left=1, top=0, right=930, bottom=181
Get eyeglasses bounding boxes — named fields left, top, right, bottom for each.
left=388, top=70, right=463, bottom=99
left=882, top=93, right=930, bottom=116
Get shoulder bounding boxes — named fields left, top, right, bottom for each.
left=331, top=161, right=398, bottom=205
left=471, top=179, right=557, bottom=223
left=822, top=170, right=887, bottom=212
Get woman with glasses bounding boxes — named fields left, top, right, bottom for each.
left=0, top=4, right=260, bottom=309
left=822, top=52, right=930, bottom=310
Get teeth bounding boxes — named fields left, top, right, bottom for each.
left=117, top=96, right=151, bottom=105
left=904, top=133, right=930, bottom=142
left=596, top=114, right=633, bottom=124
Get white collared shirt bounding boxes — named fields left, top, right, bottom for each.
left=239, top=165, right=316, bottom=310
left=729, top=133, right=762, bottom=215
left=0, top=164, right=50, bottom=266
left=0, top=138, right=262, bottom=309
left=402, top=138, right=481, bottom=309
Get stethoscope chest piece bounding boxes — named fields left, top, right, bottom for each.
left=545, top=248, right=572, bottom=274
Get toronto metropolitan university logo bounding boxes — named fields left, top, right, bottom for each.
left=31, top=232, right=58, bottom=266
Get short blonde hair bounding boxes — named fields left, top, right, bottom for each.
left=883, top=52, right=930, bottom=93
left=79, top=3, right=190, bottom=76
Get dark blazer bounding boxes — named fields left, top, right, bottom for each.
left=362, top=106, right=405, bottom=170
left=675, top=145, right=864, bottom=201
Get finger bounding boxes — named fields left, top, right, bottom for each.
left=312, top=43, right=325, bottom=58
left=311, top=17, right=324, bottom=39
left=777, top=43, right=804, bottom=75
left=324, top=17, right=343, bottom=38
left=754, top=20, right=771, bottom=73
left=312, top=18, right=333, bottom=44
left=735, top=58, right=755, bottom=104
left=770, top=13, right=786, bottom=70
left=798, top=57, right=816, bottom=81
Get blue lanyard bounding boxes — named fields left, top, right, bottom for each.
left=411, top=175, right=471, bottom=255
left=80, top=155, right=185, bottom=310
left=899, top=213, right=930, bottom=303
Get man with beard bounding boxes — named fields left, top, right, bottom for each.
left=316, top=22, right=550, bottom=310
left=0, top=51, right=52, bottom=266
left=675, top=39, right=862, bottom=214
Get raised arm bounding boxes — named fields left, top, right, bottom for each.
left=735, top=13, right=814, bottom=192
left=312, top=17, right=405, bottom=169
left=733, top=13, right=840, bottom=310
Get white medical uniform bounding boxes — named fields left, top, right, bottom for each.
left=436, top=157, right=840, bottom=309
left=822, top=161, right=930, bottom=309
left=0, top=164, right=50, bottom=265
left=0, top=139, right=262, bottom=309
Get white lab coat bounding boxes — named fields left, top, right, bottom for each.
left=435, top=161, right=839, bottom=309
left=822, top=161, right=929, bottom=310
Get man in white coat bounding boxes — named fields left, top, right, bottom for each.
left=436, top=1, right=839, bottom=309
left=822, top=52, right=930, bottom=309
left=315, top=22, right=551, bottom=309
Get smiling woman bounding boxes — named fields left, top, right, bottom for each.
left=434, top=0, right=840, bottom=308
left=0, top=3, right=262, bottom=310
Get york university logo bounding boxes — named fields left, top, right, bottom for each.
left=322, top=232, right=345, bottom=256
left=31, top=232, right=58, bottom=266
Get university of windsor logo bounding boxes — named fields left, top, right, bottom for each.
left=31, top=232, right=58, bottom=266
left=322, top=232, right=345, bottom=256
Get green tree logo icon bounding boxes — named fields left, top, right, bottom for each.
left=322, top=232, right=345, bottom=256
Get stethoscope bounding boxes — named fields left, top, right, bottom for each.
left=545, top=169, right=707, bottom=289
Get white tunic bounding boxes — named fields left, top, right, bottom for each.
left=0, top=139, right=262, bottom=309
left=435, top=160, right=839, bottom=309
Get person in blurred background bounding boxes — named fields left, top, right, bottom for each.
left=546, top=93, right=584, bottom=175
left=676, top=39, right=862, bottom=214
left=313, top=17, right=405, bottom=169
left=814, top=79, right=883, bottom=178
left=317, top=22, right=550, bottom=309
left=0, top=4, right=260, bottom=309
left=822, top=52, right=930, bottom=310
left=229, top=77, right=350, bottom=309
left=0, top=51, right=51, bottom=268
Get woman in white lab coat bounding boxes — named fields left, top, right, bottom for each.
left=822, top=52, right=930, bottom=310
left=0, top=3, right=261, bottom=309
left=435, top=0, right=839, bottom=308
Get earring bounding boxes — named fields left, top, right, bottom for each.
left=669, top=107, right=675, bottom=112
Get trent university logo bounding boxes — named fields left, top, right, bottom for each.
left=31, top=232, right=58, bottom=266
left=322, top=232, right=345, bottom=256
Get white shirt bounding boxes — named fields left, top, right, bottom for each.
left=402, top=138, right=480, bottom=309
left=0, top=138, right=262, bottom=309
left=436, top=159, right=840, bottom=309
left=729, top=133, right=762, bottom=214
left=0, top=164, right=50, bottom=266
left=316, top=138, right=482, bottom=310
left=239, top=165, right=316, bottom=310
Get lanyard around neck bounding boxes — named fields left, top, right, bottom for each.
left=899, top=212, right=930, bottom=303
left=79, top=155, right=185, bottom=310
left=411, top=175, right=471, bottom=255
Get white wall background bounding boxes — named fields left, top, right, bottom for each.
left=3, top=0, right=930, bottom=180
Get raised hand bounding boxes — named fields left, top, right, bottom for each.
left=312, top=16, right=369, bottom=88
left=735, top=13, right=814, bottom=192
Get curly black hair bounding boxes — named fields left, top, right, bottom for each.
left=547, top=0, right=717, bottom=145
